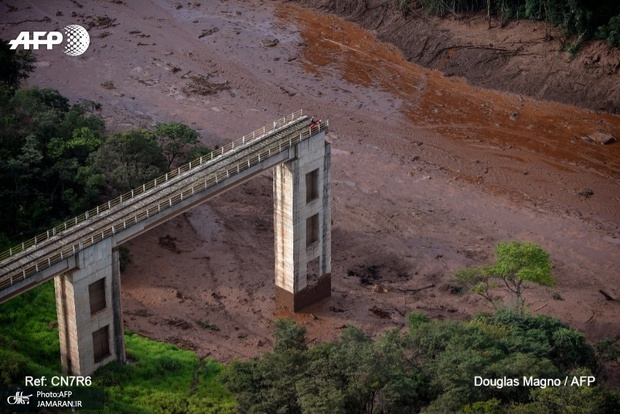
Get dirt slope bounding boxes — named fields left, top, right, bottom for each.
left=288, top=0, right=620, bottom=113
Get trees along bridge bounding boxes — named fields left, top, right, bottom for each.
left=0, top=110, right=331, bottom=375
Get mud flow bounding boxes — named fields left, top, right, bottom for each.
left=3, top=0, right=618, bottom=363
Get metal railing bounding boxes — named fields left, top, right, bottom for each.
left=0, top=110, right=305, bottom=263
left=0, top=119, right=328, bottom=291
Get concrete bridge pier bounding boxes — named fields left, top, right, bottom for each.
left=274, top=130, right=331, bottom=311
left=54, top=238, right=125, bottom=375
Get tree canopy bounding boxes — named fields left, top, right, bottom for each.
left=221, top=313, right=617, bottom=413
left=0, top=49, right=208, bottom=250
left=456, top=241, right=554, bottom=314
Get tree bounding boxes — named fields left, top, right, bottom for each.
left=91, top=129, right=167, bottom=193
left=456, top=241, right=554, bottom=314
left=0, top=87, right=106, bottom=243
left=154, top=122, right=201, bottom=169
left=274, top=318, right=308, bottom=352
left=0, top=39, right=35, bottom=92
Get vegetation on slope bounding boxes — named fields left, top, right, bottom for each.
left=0, top=282, right=236, bottom=413
left=222, top=314, right=620, bottom=413
left=0, top=39, right=209, bottom=251
left=397, top=0, right=620, bottom=48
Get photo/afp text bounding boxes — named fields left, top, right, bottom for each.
left=1, top=375, right=103, bottom=411
left=8, top=24, right=90, bottom=56
left=474, top=375, right=597, bottom=389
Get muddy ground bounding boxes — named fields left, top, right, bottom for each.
left=1, top=0, right=619, bottom=375
left=292, top=0, right=620, bottom=113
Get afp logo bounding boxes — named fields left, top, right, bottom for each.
left=9, top=25, right=90, bottom=56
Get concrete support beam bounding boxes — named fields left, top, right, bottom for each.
left=54, top=239, right=124, bottom=375
left=274, top=131, right=331, bottom=311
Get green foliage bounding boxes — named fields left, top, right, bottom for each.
left=405, top=0, right=620, bottom=50
left=118, top=245, right=132, bottom=273
left=406, top=311, right=430, bottom=330
left=463, top=398, right=503, bottom=414
left=91, top=129, right=167, bottom=194
left=95, top=334, right=236, bottom=413
left=594, top=338, right=620, bottom=368
left=274, top=318, right=308, bottom=352
left=223, top=313, right=607, bottom=413
left=456, top=241, right=554, bottom=314
left=154, top=122, right=201, bottom=168
left=0, top=87, right=107, bottom=242
left=595, top=15, right=620, bottom=47
left=507, top=368, right=620, bottom=414
left=0, top=39, right=35, bottom=92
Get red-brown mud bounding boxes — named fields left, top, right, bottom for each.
left=1, top=0, right=618, bottom=368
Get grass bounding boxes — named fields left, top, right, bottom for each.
left=0, top=281, right=236, bottom=413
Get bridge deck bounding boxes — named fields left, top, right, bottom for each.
left=0, top=110, right=328, bottom=298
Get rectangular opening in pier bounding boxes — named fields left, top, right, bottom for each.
left=306, top=213, right=319, bottom=247
left=92, top=325, right=110, bottom=363
left=89, top=278, right=106, bottom=315
left=306, top=169, right=319, bottom=203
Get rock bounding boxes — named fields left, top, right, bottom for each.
left=198, top=27, right=219, bottom=38
left=585, top=132, right=617, bottom=145
left=261, top=38, right=279, bottom=47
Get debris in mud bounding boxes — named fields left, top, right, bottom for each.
left=369, top=306, right=391, bottom=319
left=101, top=80, right=115, bottom=89
left=195, top=320, right=220, bottom=331
left=166, top=318, right=192, bottom=330
left=86, top=15, right=118, bottom=29
left=577, top=188, right=594, bottom=199
left=5, top=16, right=51, bottom=26
left=587, top=132, right=617, bottom=145
left=129, top=30, right=150, bottom=38
left=439, top=283, right=463, bottom=295
left=279, top=85, right=297, bottom=96
left=158, top=234, right=181, bottom=253
left=166, top=64, right=181, bottom=73
left=127, top=308, right=152, bottom=317
left=183, top=74, right=231, bottom=96
left=509, top=111, right=519, bottom=120
left=330, top=306, right=344, bottom=313
left=371, top=284, right=388, bottom=293
left=261, top=38, right=279, bottom=47
left=211, top=291, right=226, bottom=300
left=581, top=132, right=618, bottom=145
left=348, top=264, right=382, bottom=285
left=199, top=27, right=219, bottom=38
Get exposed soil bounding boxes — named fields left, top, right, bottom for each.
left=291, top=0, right=620, bottom=114
left=2, top=0, right=619, bottom=378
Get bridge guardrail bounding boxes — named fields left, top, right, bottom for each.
left=0, top=120, right=328, bottom=291
left=0, top=110, right=305, bottom=263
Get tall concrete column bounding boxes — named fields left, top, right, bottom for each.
left=274, top=131, right=331, bottom=311
left=54, top=238, right=125, bottom=375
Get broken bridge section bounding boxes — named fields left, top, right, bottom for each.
left=0, top=110, right=331, bottom=375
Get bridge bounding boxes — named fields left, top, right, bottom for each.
left=0, top=110, right=331, bottom=375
